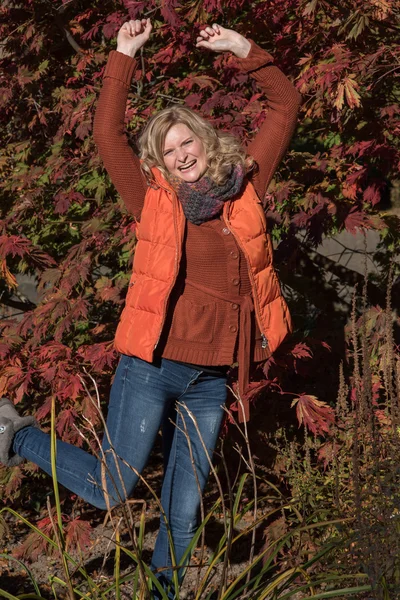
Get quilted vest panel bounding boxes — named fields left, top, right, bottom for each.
left=114, top=169, right=291, bottom=360
left=224, top=180, right=292, bottom=354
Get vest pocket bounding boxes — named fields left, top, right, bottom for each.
left=169, top=297, right=216, bottom=344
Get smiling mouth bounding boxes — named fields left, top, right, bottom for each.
left=178, top=160, right=197, bottom=172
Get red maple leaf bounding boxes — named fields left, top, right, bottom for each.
left=243, top=379, right=270, bottom=402
left=291, top=343, right=313, bottom=360
left=363, top=185, right=381, bottom=206
left=344, top=207, right=370, bottom=234
left=292, top=394, right=335, bottom=435
left=56, top=407, right=79, bottom=437
left=65, top=517, right=92, bottom=554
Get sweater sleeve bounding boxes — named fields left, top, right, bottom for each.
left=93, top=50, right=147, bottom=220
left=235, top=41, right=302, bottom=200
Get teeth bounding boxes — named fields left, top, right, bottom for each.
left=179, top=160, right=196, bottom=171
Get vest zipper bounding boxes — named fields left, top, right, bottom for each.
left=223, top=216, right=269, bottom=350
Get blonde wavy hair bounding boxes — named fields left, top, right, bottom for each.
left=139, top=106, right=254, bottom=186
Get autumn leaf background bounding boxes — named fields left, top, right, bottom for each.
left=0, top=0, right=399, bottom=519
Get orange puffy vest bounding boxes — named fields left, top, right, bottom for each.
left=114, top=167, right=292, bottom=386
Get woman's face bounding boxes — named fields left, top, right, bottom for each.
left=162, top=123, right=207, bottom=182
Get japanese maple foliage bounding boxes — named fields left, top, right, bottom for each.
left=0, top=0, right=399, bottom=501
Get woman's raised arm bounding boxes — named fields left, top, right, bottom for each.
left=93, top=19, right=152, bottom=220
left=239, top=43, right=301, bottom=200
left=196, top=25, right=301, bottom=201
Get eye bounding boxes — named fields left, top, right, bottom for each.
left=184, top=139, right=193, bottom=145
left=163, top=149, right=173, bottom=156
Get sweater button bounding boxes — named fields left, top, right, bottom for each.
left=232, top=278, right=239, bottom=286
left=222, top=227, right=231, bottom=235
left=231, top=303, right=239, bottom=310
left=230, top=251, right=238, bottom=259
left=229, top=325, right=237, bottom=333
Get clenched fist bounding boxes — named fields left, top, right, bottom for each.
left=117, top=18, right=152, bottom=58
left=196, top=24, right=251, bottom=58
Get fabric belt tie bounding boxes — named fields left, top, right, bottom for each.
left=186, top=280, right=254, bottom=423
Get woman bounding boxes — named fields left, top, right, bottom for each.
left=0, top=18, right=301, bottom=597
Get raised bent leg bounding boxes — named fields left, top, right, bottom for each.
left=13, top=355, right=174, bottom=510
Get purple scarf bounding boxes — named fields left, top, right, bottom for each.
left=169, top=164, right=245, bottom=225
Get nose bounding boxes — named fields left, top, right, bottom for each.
left=176, top=148, right=188, bottom=162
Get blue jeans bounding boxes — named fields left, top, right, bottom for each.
left=13, top=356, right=227, bottom=591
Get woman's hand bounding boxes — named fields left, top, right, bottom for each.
left=117, top=18, right=152, bottom=58
left=196, top=24, right=251, bottom=58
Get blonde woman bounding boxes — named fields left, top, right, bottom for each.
left=0, top=18, right=301, bottom=598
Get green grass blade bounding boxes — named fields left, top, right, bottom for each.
left=222, top=522, right=348, bottom=599
left=0, top=591, right=20, bottom=600
left=252, top=539, right=343, bottom=595
left=298, top=586, right=372, bottom=599
left=50, top=398, right=76, bottom=600
left=118, top=545, right=169, bottom=599
left=0, top=555, right=42, bottom=596
left=49, top=577, right=95, bottom=599
left=138, top=504, right=146, bottom=551
left=232, top=473, right=248, bottom=517
left=195, top=502, right=297, bottom=598
left=50, top=582, right=59, bottom=600
left=258, top=567, right=303, bottom=600
left=12, top=596, right=46, bottom=600
left=50, top=397, right=64, bottom=539
left=131, top=566, right=140, bottom=600
left=277, top=573, right=370, bottom=600
left=179, top=498, right=221, bottom=569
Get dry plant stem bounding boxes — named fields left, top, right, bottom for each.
left=360, top=245, right=373, bottom=430
left=77, top=416, right=144, bottom=549
left=72, top=420, right=141, bottom=580
left=223, top=395, right=258, bottom=584
left=334, top=364, right=348, bottom=511
left=77, top=412, right=146, bottom=529
left=230, top=441, right=245, bottom=491
left=336, top=363, right=349, bottom=418
left=49, top=397, right=77, bottom=600
left=360, top=255, right=382, bottom=496
left=156, top=93, right=185, bottom=104
left=78, top=371, right=150, bottom=600
left=173, top=408, right=206, bottom=595
left=101, top=521, right=121, bottom=579
left=384, top=261, right=397, bottom=429
left=396, top=358, right=400, bottom=430
left=77, top=378, right=181, bottom=587
left=351, top=292, right=362, bottom=521
left=46, top=497, right=76, bottom=600
left=116, top=453, right=183, bottom=592
left=219, top=440, right=234, bottom=597
left=79, top=371, right=135, bottom=522
left=74, top=401, right=129, bottom=515
left=176, top=401, right=228, bottom=536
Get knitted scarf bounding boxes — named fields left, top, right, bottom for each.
left=169, top=164, right=245, bottom=225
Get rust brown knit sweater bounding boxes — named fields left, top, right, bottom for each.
left=93, top=41, right=301, bottom=370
